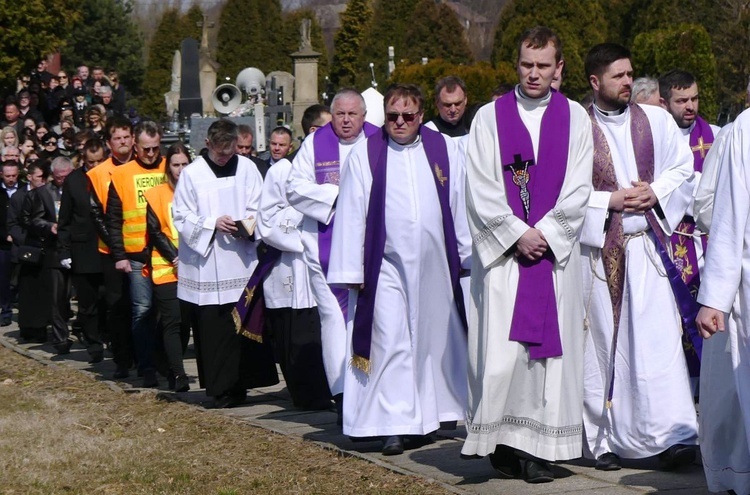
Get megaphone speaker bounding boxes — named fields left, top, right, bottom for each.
left=212, top=83, right=242, bottom=114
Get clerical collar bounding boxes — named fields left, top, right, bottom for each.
left=201, top=150, right=238, bottom=178
left=515, top=86, right=552, bottom=105
left=389, top=133, right=422, bottom=149
left=593, top=103, right=627, bottom=117
left=430, top=115, right=468, bottom=138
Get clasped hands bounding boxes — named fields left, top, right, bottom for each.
left=609, top=181, right=657, bottom=213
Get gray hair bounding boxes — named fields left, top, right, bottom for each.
left=50, top=156, right=73, bottom=172
left=1, top=146, right=19, bottom=158
left=98, top=85, right=113, bottom=96
left=631, top=77, right=659, bottom=103
left=331, top=88, right=366, bottom=115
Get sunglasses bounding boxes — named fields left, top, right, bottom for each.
left=386, top=112, right=419, bottom=123
left=139, top=146, right=160, bottom=153
left=45, top=141, right=57, bottom=146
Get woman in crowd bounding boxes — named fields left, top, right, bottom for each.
left=85, top=106, right=105, bottom=137
left=35, top=123, right=51, bottom=144
left=19, top=136, right=38, bottom=168
left=144, top=142, right=192, bottom=392
left=1, top=126, right=19, bottom=152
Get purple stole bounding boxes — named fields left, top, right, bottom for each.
left=313, top=121, right=379, bottom=320
left=669, top=116, right=713, bottom=377
left=495, top=90, right=569, bottom=360
left=588, top=103, right=702, bottom=405
left=349, top=126, right=466, bottom=373
left=232, top=243, right=282, bottom=342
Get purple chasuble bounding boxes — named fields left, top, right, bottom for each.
left=349, top=126, right=466, bottom=373
left=668, top=116, right=713, bottom=377
left=588, top=103, right=702, bottom=404
left=495, top=90, right=570, bottom=360
left=313, top=121, right=379, bottom=320
left=232, top=243, right=282, bottom=342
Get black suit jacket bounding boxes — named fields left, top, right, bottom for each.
left=57, top=168, right=101, bottom=273
left=8, top=186, right=28, bottom=263
left=21, top=185, right=59, bottom=268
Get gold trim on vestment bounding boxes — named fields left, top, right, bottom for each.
left=350, top=355, right=370, bottom=374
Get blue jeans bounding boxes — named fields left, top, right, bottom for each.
left=128, top=260, right=155, bottom=373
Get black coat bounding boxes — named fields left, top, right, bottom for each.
left=21, top=185, right=60, bottom=268
left=57, top=168, right=101, bottom=273
left=8, top=186, right=28, bottom=263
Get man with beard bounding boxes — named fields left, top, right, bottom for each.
left=580, top=43, right=697, bottom=472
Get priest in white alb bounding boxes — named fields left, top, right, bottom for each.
left=327, top=83, right=470, bottom=456
left=696, top=113, right=750, bottom=495
left=173, top=119, right=278, bottom=409
left=461, top=26, right=593, bottom=484
left=580, top=43, right=697, bottom=472
left=286, top=89, right=378, bottom=420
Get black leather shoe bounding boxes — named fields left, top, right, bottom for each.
left=381, top=436, right=404, bottom=456
left=88, top=351, right=104, bottom=364
left=658, top=444, right=696, bottom=470
left=142, top=370, right=158, bottom=388
left=439, top=420, right=458, bottom=430
left=488, top=445, right=521, bottom=479
left=521, top=459, right=554, bottom=483
left=596, top=452, right=622, bottom=471
left=113, top=366, right=129, bottom=379
left=0, top=318, right=12, bottom=327
left=174, top=374, right=190, bottom=393
left=53, top=340, right=73, bottom=355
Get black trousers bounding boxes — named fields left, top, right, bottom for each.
left=70, top=271, right=105, bottom=355
left=49, top=267, right=70, bottom=345
left=101, top=253, right=133, bottom=368
left=183, top=301, right=278, bottom=398
left=266, top=307, right=331, bottom=408
left=152, top=282, right=190, bottom=376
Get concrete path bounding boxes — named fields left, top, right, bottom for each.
left=0, top=322, right=712, bottom=495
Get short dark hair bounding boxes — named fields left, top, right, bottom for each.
left=83, top=138, right=106, bottom=157
left=518, top=26, right=562, bottom=63
left=434, top=76, right=467, bottom=102
left=383, top=83, right=425, bottom=113
left=26, top=161, right=47, bottom=180
left=105, top=116, right=133, bottom=141
left=301, top=104, right=330, bottom=136
left=491, top=83, right=515, bottom=99
left=585, top=43, right=631, bottom=81
left=2, top=161, right=19, bottom=171
left=206, top=119, right=238, bottom=147
left=270, top=126, right=292, bottom=141
left=134, top=121, right=163, bottom=143
left=237, top=124, right=254, bottom=139
left=658, top=69, right=697, bottom=101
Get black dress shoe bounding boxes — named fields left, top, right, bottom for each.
left=381, top=436, right=404, bottom=456
left=53, top=340, right=73, bottom=355
left=521, top=459, right=554, bottom=484
left=113, top=366, right=129, bottom=379
left=658, top=444, right=696, bottom=470
left=88, top=351, right=104, bottom=364
left=439, top=420, right=458, bottom=430
left=142, top=370, right=158, bottom=388
left=596, top=452, right=622, bottom=471
left=0, top=318, right=12, bottom=327
left=489, top=445, right=522, bottom=479
left=174, top=374, right=190, bottom=393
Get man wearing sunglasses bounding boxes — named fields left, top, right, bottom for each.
left=328, top=84, right=470, bottom=456
left=287, top=88, right=379, bottom=424
left=106, top=121, right=166, bottom=388
left=461, top=26, right=594, bottom=483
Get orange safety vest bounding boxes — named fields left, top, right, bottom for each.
left=144, top=183, right=177, bottom=285
left=87, top=158, right=117, bottom=254
left=109, top=157, right=167, bottom=254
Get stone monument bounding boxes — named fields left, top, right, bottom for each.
left=198, top=15, right=219, bottom=116
left=290, top=19, right=320, bottom=137
left=164, top=50, right=181, bottom=118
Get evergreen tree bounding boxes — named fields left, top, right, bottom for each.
left=331, top=0, right=372, bottom=87
left=64, top=0, right=144, bottom=99
left=402, top=0, right=473, bottom=66
left=632, top=24, right=719, bottom=121
left=491, top=0, right=609, bottom=101
left=140, top=9, right=183, bottom=119
left=181, top=4, right=205, bottom=43
left=0, top=0, right=80, bottom=93
left=216, top=0, right=285, bottom=80
left=357, top=0, right=420, bottom=90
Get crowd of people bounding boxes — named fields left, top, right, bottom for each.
left=5, top=25, right=750, bottom=494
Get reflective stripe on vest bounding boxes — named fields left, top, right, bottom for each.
left=112, top=158, right=166, bottom=254
left=144, top=183, right=177, bottom=285
left=87, top=160, right=116, bottom=254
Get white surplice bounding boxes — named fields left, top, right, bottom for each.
left=286, top=130, right=367, bottom=396
left=257, top=158, right=315, bottom=310
left=461, top=89, right=593, bottom=461
left=327, top=131, right=471, bottom=437
left=581, top=104, right=697, bottom=460
left=696, top=113, right=750, bottom=494
left=173, top=156, right=263, bottom=306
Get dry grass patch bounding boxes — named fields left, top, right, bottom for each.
left=0, top=346, right=450, bottom=494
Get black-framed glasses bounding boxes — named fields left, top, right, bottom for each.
left=45, top=141, right=57, bottom=146
left=386, top=112, right=419, bottom=123
left=139, top=146, right=160, bottom=153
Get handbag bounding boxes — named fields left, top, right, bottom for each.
left=18, top=245, right=44, bottom=265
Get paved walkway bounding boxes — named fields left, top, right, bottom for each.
left=0, top=321, right=712, bottom=495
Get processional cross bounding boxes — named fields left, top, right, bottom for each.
left=504, top=153, right=535, bottom=220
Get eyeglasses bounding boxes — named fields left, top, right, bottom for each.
left=139, top=146, right=160, bottom=153
left=386, top=112, right=419, bottom=123
left=45, top=141, right=57, bottom=146
left=59, top=75, right=68, bottom=79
